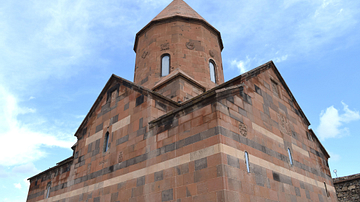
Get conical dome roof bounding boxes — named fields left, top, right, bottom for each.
left=134, top=0, right=223, bottom=52
left=151, top=0, right=206, bottom=22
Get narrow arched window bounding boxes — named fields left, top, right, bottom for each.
left=45, top=182, right=51, bottom=198
left=287, top=148, right=293, bottom=166
left=104, top=132, right=110, bottom=152
left=161, top=54, right=170, bottom=77
left=245, top=151, right=250, bottom=173
left=209, top=60, right=216, bottom=83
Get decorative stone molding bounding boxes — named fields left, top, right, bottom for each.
left=239, top=122, right=247, bottom=136
left=161, top=43, right=169, bottom=51
left=118, top=152, right=123, bottom=163
left=277, top=113, right=290, bottom=135
left=141, top=51, right=149, bottom=59
left=209, top=50, right=215, bottom=58
left=186, top=42, right=195, bottom=50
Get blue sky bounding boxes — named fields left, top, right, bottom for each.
left=1, top=0, right=360, bottom=201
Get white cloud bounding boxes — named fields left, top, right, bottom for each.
left=0, top=0, right=146, bottom=94
left=0, top=166, right=9, bottom=178
left=293, top=0, right=356, bottom=52
left=74, top=115, right=86, bottom=119
left=14, top=183, right=21, bottom=189
left=328, top=152, right=341, bottom=162
left=273, top=55, right=289, bottom=63
left=230, top=56, right=253, bottom=74
left=12, top=163, right=40, bottom=174
left=221, top=0, right=357, bottom=68
left=23, top=178, right=30, bottom=186
left=0, top=86, right=75, bottom=167
left=317, top=102, right=360, bottom=140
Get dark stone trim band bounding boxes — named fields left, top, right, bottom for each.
left=28, top=126, right=329, bottom=200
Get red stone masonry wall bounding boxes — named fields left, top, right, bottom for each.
left=27, top=79, right=180, bottom=201
left=134, top=18, right=224, bottom=91
left=27, top=65, right=337, bottom=202
left=213, top=66, right=336, bottom=202
left=153, top=76, right=205, bottom=102
left=334, top=173, right=360, bottom=201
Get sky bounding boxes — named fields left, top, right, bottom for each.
left=1, top=0, right=360, bottom=201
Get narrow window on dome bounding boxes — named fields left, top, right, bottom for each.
left=245, top=151, right=250, bottom=173
left=45, top=182, right=51, bottom=199
left=104, top=132, right=110, bottom=152
left=288, top=148, right=293, bottom=166
left=161, top=54, right=170, bottom=77
left=209, top=60, right=216, bottom=83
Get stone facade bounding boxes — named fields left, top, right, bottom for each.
left=134, top=0, right=224, bottom=93
left=26, top=0, right=338, bottom=202
left=334, top=173, right=360, bottom=201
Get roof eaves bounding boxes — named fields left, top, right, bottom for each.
left=333, top=173, right=360, bottom=184
left=309, top=129, right=330, bottom=159
left=133, top=16, right=224, bottom=52
left=27, top=157, right=74, bottom=180
left=173, top=61, right=329, bottom=158
left=267, top=61, right=311, bottom=126
left=149, top=83, right=245, bottom=126
left=152, top=69, right=206, bottom=92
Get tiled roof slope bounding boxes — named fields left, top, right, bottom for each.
left=152, top=0, right=206, bottom=22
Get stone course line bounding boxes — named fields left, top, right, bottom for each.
left=253, top=122, right=310, bottom=158
left=85, top=115, right=130, bottom=145
left=36, top=143, right=334, bottom=202
left=252, top=122, right=283, bottom=144
left=292, top=143, right=310, bottom=157
left=29, top=125, right=331, bottom=200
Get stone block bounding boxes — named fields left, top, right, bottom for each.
left=161, top=189, right=173, bottom=201
left=195, top=158, right=207, bottom=171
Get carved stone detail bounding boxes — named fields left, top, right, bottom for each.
left=118, top=151, right=123, bottom=163
left=186, top=41, right=195, bottom=50
left=277, top=113, right=290, bottom=135
left=272, top=81, right=279, bottom=97
left=141, top=51, right=149, bottom=59
left=209, top=50, right=215, bottom=58
left=239, top=122, right=247, bottom=137
left=161, top=43, right=169, bottom=51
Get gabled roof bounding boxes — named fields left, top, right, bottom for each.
left=150, top=61, right=330, bottom=159
left=152, top=68, right=206, bottom=92
left=134, top=0, right=224, bottom=52
left=152, top=0, right=206, bottom=22
left=73, top=75, right=180, bottom=139
left=220, top=61, right=311, bottom=126
left=219, top=61, right=330, bottom=158
left=29, top=76, right=180, bottom=180
left=28, top=157, right=73, bottom=180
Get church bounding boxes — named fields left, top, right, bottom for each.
left=26, top=0, right=338, bottom=201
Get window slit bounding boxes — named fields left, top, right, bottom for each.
left=104, top=132, right=110, bottom=152
left=288, top=148, right=293, bottom=166
left=161, top=55, right=170, bottom=77
left=245, top=151, right=250, bottom=173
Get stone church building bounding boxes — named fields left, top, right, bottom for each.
left=27, top=0, right=338, bottom=201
